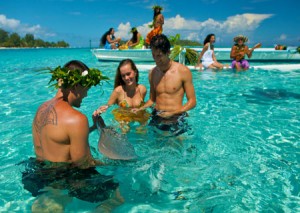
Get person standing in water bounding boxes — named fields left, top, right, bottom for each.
left=23, top=60, right=123, bottom=212
left=94, top=59, right=150, bottom=133
left=134, top=34, right=196, bottom=136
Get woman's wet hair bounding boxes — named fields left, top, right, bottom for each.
left=114, top=59, right=139, bottom=88
left=150, top=34, right=170, bottom=54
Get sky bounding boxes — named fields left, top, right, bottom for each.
left=1, top=0, right=299, bottom=48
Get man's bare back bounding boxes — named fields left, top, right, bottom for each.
left=33, top=97, right=91, bottom=164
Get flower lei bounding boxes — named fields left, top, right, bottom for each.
left=46, top=66, right=109, bottom=89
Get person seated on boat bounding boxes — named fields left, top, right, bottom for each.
left=126, top=27, right=145, bottom=49
left=275, top=44, right=287, bottom=50
left=94, top=59, right=150, bottom=133
left=195, top=34, right=228, bottom=70
left=100, top=28, right=121, bottom=49
left=230, top=35, right=261, bottom=71
left=145, top=5, right=164, bottom=46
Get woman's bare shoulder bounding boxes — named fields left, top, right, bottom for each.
left=114, top=85, right=123, bottom=92
left=138, top=84, right=147, bottom=92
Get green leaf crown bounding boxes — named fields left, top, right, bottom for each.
left=152, top=5, right=163, bottom=10
left=46, top=66, right=109, bottom=89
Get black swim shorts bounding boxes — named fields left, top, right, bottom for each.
left=21, top=158, right=119, bottom=203
left=149, top=109, right=190, bottom=136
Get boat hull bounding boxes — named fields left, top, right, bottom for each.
left=92, top=49, right=154, bottom=62
left=91, top=48, right=300, bottom=63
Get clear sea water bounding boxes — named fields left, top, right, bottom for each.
left=0, top=48, right=299, bottom=212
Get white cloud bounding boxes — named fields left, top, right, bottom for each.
left=116, top=21, right=153, bottom=41
left=0, top=14, right=20, bottom=29
left=116, top=22, right=131, bottom=40
left=0, top=14, right=55, bottom=37
left=186, top=32, right=199, bottom=41
left=115, top=13, right=273, bottom=43
left=223, top=13, right=273, bottom=33
left=279, top=34, right=287, bottom=40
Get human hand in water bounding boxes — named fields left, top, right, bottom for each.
left=131, top=107, right=141, bottom=114
left=157, top=111, right=174, bottom=118
left=93, top=105, right=109, bottom=116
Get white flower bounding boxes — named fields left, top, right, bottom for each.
left=82, top=70, right=88, bottom=76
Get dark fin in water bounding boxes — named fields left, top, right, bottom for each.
left=96, top=115, right=106, bottom=129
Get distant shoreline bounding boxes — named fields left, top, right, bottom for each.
left=0, top=47, right=91, bottom=50
left=0, top=47, right=70, bottom=49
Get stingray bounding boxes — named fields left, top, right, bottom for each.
left=249, top=88, right=300, bottom=100
left=96, top=115, right=138, bottom=160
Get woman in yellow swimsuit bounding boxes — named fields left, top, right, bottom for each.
left=94, top=59, right=150, bottom=133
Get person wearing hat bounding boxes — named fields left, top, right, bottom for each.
left=230, top=35, right=261, bottom=70
left=145, top=5, right=164, bottom=46
left=126, top=27, right=145, bottom=49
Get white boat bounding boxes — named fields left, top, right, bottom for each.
left=91, top=49, right=153, bottom=62
left=91, top=47, right=300, bottom=63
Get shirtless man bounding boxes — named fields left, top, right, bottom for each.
left=27, top=60, right=123, bottom=211
left=136, top=34, right=196, bottom=135
left=32, top=60, right=102, bottom=168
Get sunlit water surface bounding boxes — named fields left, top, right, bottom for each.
left=0, top=48, right=299, bottom=212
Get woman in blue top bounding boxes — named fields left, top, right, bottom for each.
left=100, top=28, right=121, bottom=49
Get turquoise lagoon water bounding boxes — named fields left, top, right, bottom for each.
left=0, top=48, right=299, bottom=212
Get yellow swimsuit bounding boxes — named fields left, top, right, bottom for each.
left=112, top=87, right=150, bottom=124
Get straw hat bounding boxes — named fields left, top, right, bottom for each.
left=233, top=35, right=248, bottom=43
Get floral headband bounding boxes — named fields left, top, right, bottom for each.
left=152, top=5, right=163, bottom=11
left=44, top=66, right=109, bottom=89
left=130, top=27, right=137, bottom=33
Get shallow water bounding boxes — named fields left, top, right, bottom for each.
left=0, top=48, right=299, bottom=212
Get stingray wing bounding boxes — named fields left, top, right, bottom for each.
left=98, top=127, right=138, bottom=160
